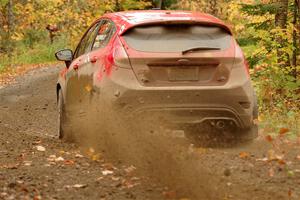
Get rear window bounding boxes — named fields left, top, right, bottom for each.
left=122, top=24, right=232, bottom=53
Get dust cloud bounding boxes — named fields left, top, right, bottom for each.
left=67, top=99, right=227, bottom=199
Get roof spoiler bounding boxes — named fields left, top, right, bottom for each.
left=119, top=20, right=232, bottom=36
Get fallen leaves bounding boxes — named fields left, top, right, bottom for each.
left=72, top=184, right=88, bottom=188
left=256, top=149, right=286, bottom=164
left=268, top=167, right=275, bottom=177
left=267, top=149, right=280, bottom=161
left=96, top=164, right=141, bottom=190
left=55, top=156, right=65, bottom=162
left=101, top=163, right=117, bottom=176
left=75, top=153, right=84, bottom=158
left=121, top=178, right=140, bottom=189
left=288, top=189, right=293, bottom=198
left=64, top=184, right=88, bottom=189
left=47, top=155, right=64, bottom=162
left=187, top=145, right=208, bottom=155
left=279, top=128, right=290, bottom=136
left=86, top=147, right=102, bottom=161
left=46, top=154, right=76, bottom=166
left=0, top=62, right=59, bottom=86
left=162, top=190, right=177, bottom=199
left=23, top=161, right=32, bottom=166
left=124, top=165, right=136, bottom=174
left=1, top=163, right=20, bottom=170
left=32, top=140, right=42, bottom=145
left=64, top=160, right=75, bottom=165
left=265, top=135, right=273, bottom=142
left=102, top=170, right=114, bottom=176
left=99, top=163, right=117, bottom=176
left=35, top=145, right=46, bottom=152
left=260, top=127, right=300, bottom=178
left=239, top=152, right=249, bottom=159
left=102, top=163, right=115, bottom=171
left=85, top=85, right=92, bottom=93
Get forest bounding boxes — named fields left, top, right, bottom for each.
left=0, top=0, right=299, bottom=135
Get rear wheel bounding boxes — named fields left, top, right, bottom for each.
left=57, top=90, right=64, bottom=139
left=57, top=90, right=73, bottom=141
left=240, top=93, right=259, bottom=141
left=238, top=125, right=258, bottom=142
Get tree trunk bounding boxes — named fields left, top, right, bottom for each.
left=7, top=0, right=14, bottom=59
left=157, top=0, right=163, bottom=9
left=292, top=0, right=299, bottom=78
left=275, top=0, right=289, bottom=66
left=114, top=0, right=121, bottom=11
left=292, top=0, right=298, bottom=66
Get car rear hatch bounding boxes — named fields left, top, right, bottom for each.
left=120, top=23, right=236, bottom=87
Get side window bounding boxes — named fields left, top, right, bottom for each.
left=74, top=22, right=101, bottom=58
left=92, top=20, right=115, bottom=50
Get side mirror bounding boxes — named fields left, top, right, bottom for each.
left=55, top=49, right=73, bottom=68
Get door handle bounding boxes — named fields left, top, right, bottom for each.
left=90, top=56, right=98, bottom=63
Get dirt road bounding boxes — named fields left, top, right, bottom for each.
left=0, top=65, right=299, bottom=200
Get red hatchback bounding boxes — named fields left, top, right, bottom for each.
left=55, top=10, right=258, bottom=144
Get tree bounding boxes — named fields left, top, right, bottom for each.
left=275, top=0, right=289, bottom=66
left=292, top=0, right=299, bottom=70
left=114, top=0, right=121, bottom=11
left=157, top=0, right=162, bottom=8
left=0, top=0, right=14, bottom=58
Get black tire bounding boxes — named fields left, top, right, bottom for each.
left=58, top=90, right=76, bottom=142
left=238, top=125, right=258, bottom=142
left=57, top=89, right=65, bottom=139
left=237, top=93, right=259, bottom=142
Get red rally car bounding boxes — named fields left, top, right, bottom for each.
left=55, top=10, right=258, bottom=144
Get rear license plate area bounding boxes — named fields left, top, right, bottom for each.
left=168, top=66, right=199, bottom=81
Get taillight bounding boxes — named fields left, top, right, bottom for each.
left=105, top=37, right=131, bottom=70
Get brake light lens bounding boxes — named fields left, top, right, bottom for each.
left=105, top=37, right=131, bottom=70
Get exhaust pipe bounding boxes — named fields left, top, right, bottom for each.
left=209, top=119, right=237, bottom=131
left=215, top=120, right=226, bottom=130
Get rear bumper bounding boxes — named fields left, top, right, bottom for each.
left=96, top=67, right=255, bottom=129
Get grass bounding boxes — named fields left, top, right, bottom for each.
left=0, top=35, right=69, bottom=73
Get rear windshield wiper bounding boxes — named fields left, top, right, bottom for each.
left=182, top=47, right=221, bottom=55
